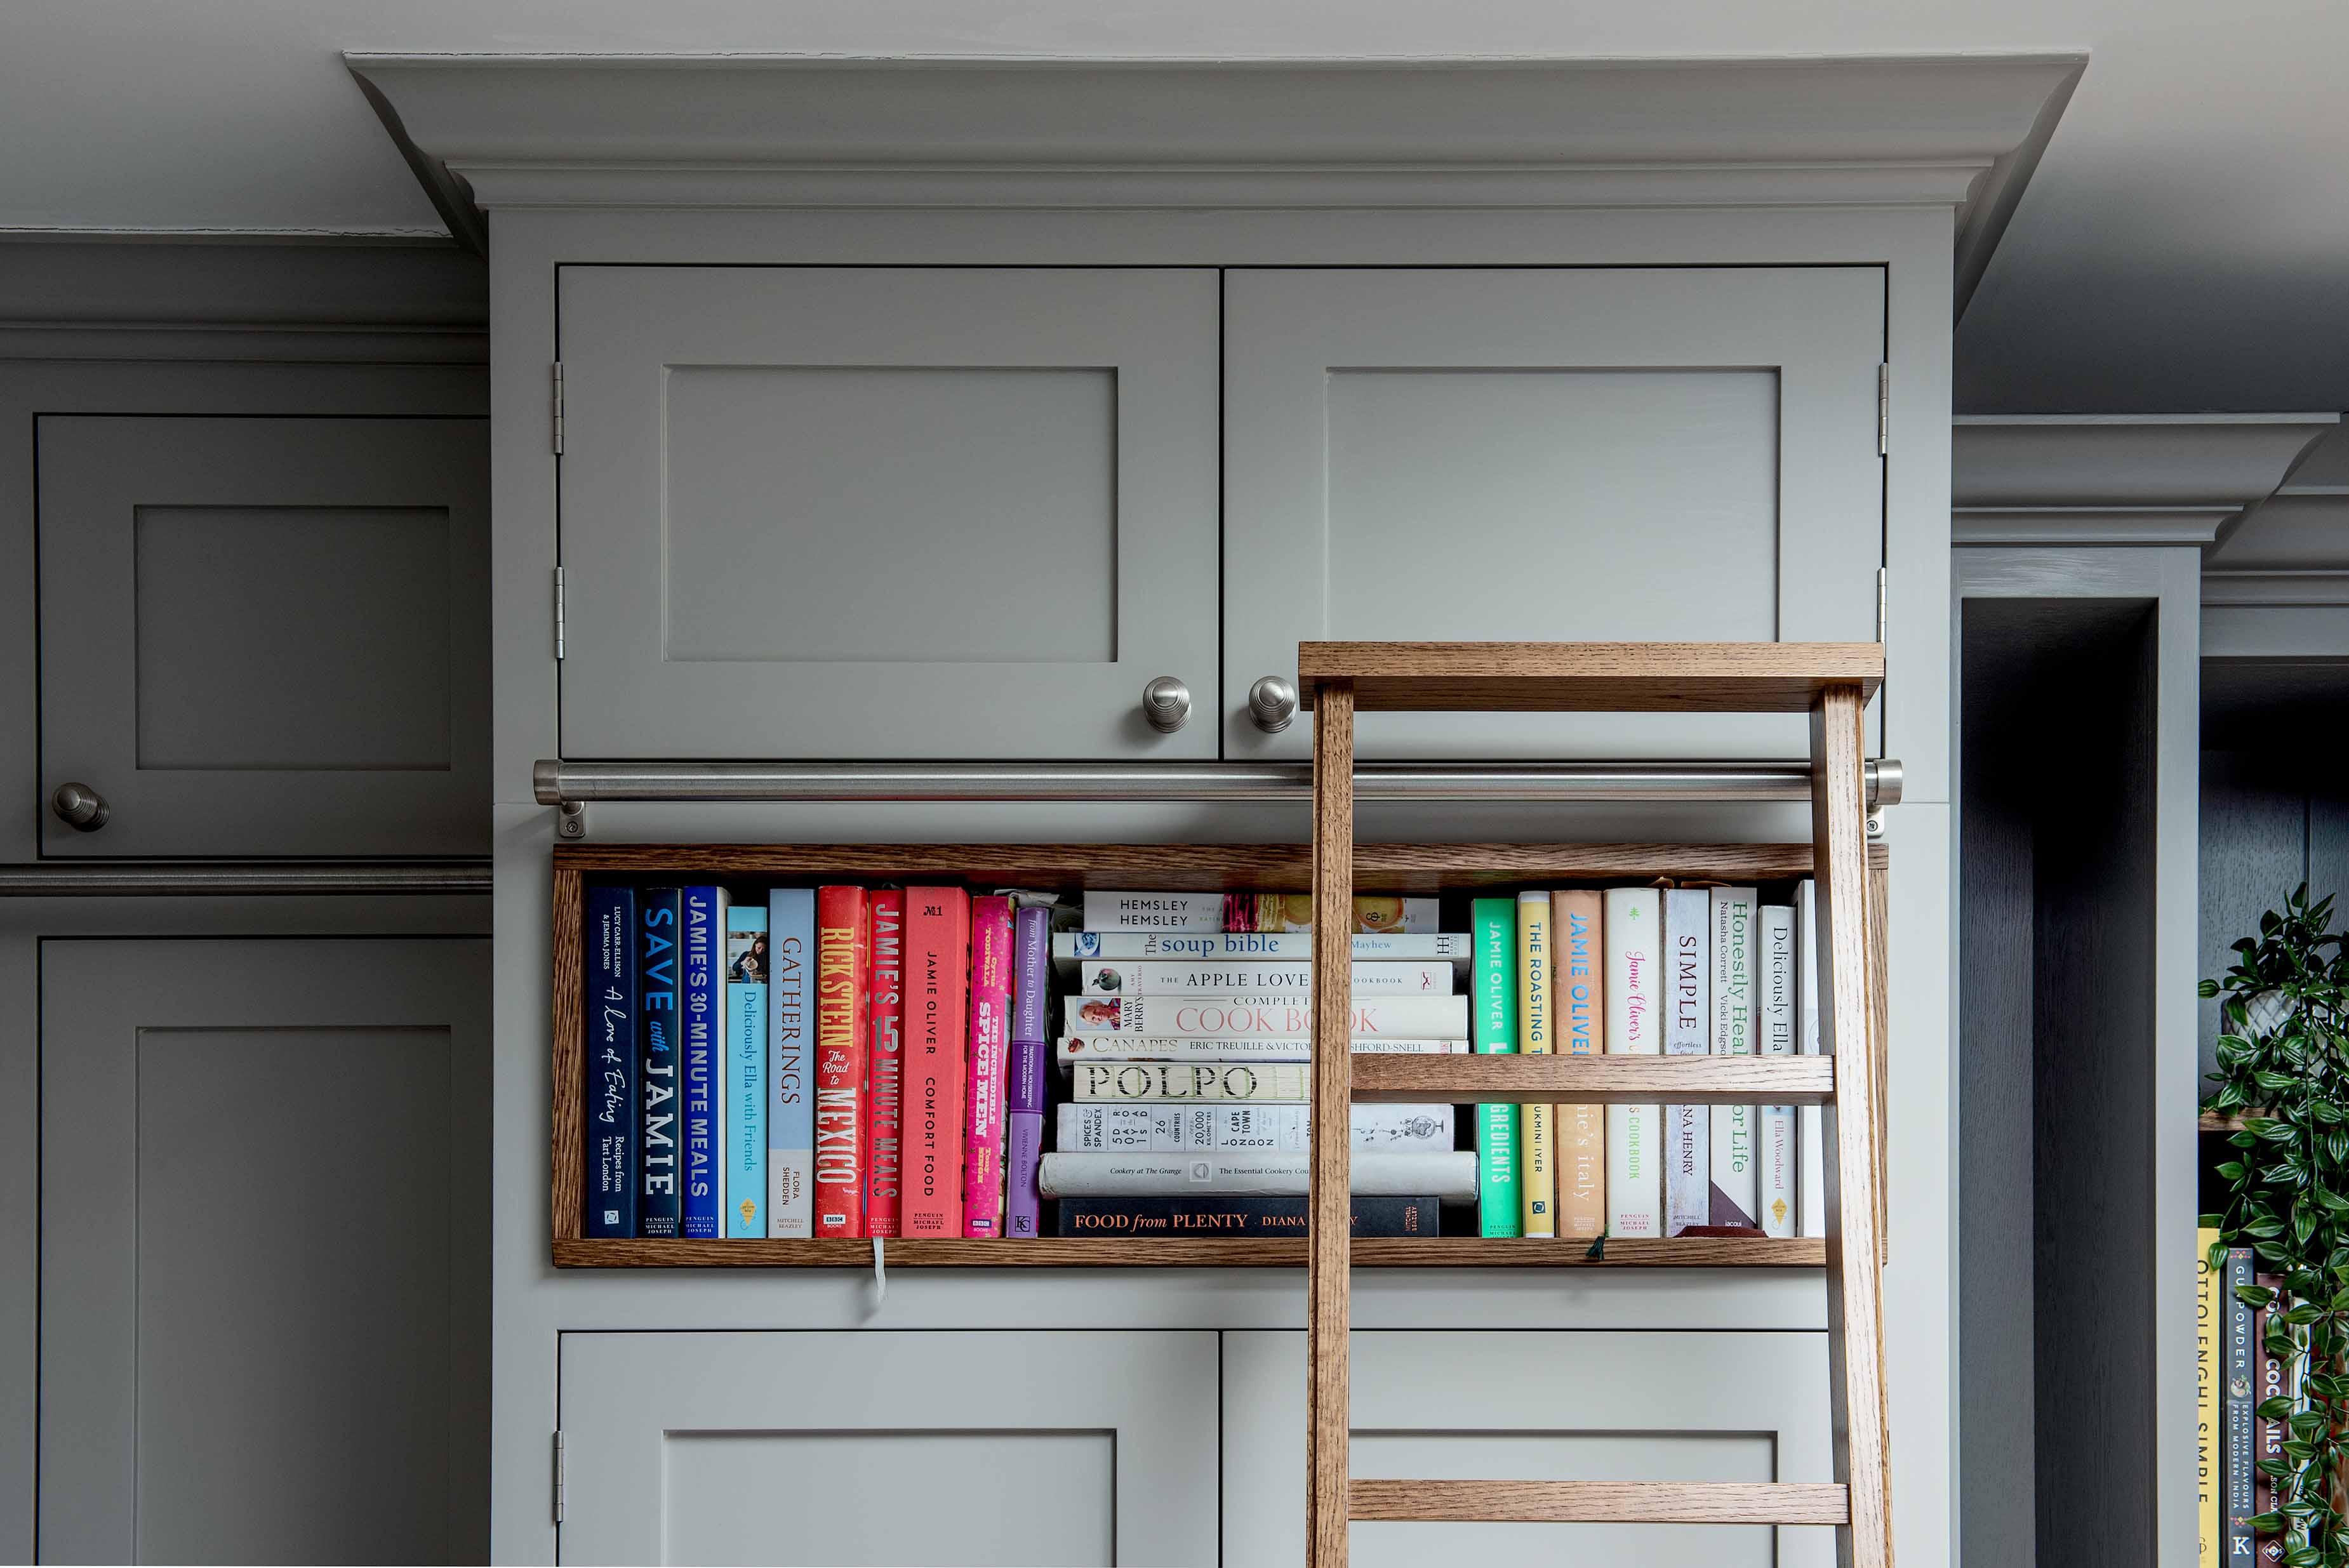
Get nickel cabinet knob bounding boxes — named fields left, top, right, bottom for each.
left=50, top=781, right=109, bottom=832
left=1141, top=676, right=1191, bottom=733
left=1248, top=675, right=1299, bottom=733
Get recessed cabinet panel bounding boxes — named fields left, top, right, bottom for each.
left=38, top=939, right=489, bottom=1564
left=36, top=416, right=489, bottom=856
left=556, top=267, right=1220, bottom=759
left=1221, top=1329, right=1834, bottom=1568
left=1223, top=268, right=1884, bottom=758
left=556, top=1331, right=1218, bottom=1566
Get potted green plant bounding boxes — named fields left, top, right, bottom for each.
left=2206, top=883, right=2349, bottom=1564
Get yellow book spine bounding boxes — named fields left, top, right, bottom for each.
left=1517, top=891, right=1555, bottom=1237
left=1555, top=889, right=1606, bottom=1238
left=2198, top=1224, right=2220, bottom=1563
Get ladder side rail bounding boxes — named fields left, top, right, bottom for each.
left=1307, top=679, right=1357, bottom=1568
left=1812, top=682, right=1894, bottom=1568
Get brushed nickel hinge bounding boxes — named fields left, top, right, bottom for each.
left=1875, top=566, right=1889, bottom=644
left=553, top=567, right=567, bottom=661
left=552, top=1429, right=564, bottom=1524
left=552, top=361, right=565, bottom=456
left=1877, top=363, right=1889, bottom=456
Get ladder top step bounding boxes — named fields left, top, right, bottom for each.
left=1348, top=1478, right=1851, bottom=1526
left=1297, top=641, right=1884, bottom=714
left=1350, top=1053, right=1834, bottom=1106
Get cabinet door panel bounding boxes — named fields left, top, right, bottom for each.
left=36, top=416, right=489, bottom=856
left=1222, top=1329, right=1833, bottom=1567
left=1223, top=267, right=1883, bottom=758
left=557, top=267, right=1220, bottom=759
left=38, top=939, right=489, bottom=1564
left=557, top=1329, right=1218, bottom=1566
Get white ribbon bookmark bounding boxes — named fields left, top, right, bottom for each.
left=870, top=1235, right=886, bottom=1306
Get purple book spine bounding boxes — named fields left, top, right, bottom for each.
left=1006, top=905, right=1053, bottom=1239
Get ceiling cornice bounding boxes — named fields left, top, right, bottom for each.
left=1952, top=414, right=2338, bottom=551
left=347, top=52, right=2082, bottom=265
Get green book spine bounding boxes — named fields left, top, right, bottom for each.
left=1471, top=897, right=1522, bottom=1237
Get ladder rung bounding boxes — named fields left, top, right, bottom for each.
left=1296, top=640, right=1885, bottom=714
left=1347, top=1479, right=1851, bottom=1525
left=1350, top=1054, right=1833, bottom=1105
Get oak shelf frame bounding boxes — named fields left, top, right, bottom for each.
left=549, top=837, right=1886, bottom=1268
left=553, top=1236, right=1827, bottom=1268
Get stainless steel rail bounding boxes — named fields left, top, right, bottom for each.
left=0, top=860, right=493, bottom=896
left=534, top=759, right=1903, bottom=809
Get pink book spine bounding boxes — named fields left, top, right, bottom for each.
left=962, top=896, right=1015, bottom=1236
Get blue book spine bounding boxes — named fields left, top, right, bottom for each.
left=583, top=885, right=638, bottom=1238
left=679, top=886, right=727, bottom=1239
left=768, top=888, right=816, bottom=1237
left=637, top=887, right=684, bottom=1237
left=725, top=905, right=769, bottom=1237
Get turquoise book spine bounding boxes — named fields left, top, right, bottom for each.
left=725, top=904, right=768, bottom=1238
left=1471, top=896, right=1522, bottom=1237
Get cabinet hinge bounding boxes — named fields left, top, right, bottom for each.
left=552, top=361, right=565, bottom=456
left=1876, top=566, right=1889, bottom=644
left=553, top=567, right=567, bottom=661
left=1877, top=362, right=1889, bottom=456
left=552, top=1430, right=564, bottom=1525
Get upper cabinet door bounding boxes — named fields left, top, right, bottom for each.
left=1223, top=268, right=1884, bottom=759
left=557, top=267, right=1220, bottom=760
left=37, top=416, right=489, bottom=857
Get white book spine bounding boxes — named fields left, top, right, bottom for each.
left=1603, top=887, right=1662, bottom=1237
left=1798, top=880, right=1828, bottom=1238
left=1038, top=1149, right=1479, bottom=1199
left=1077, top=959, right=1454, bottom=997
left=1056, top=1101, right=1454, bottom=1153
left=1063, top=993, right=1468, bottom=1039
left=1072, top=1060, right=1312, bottom=1102
left=1757, top=903, right=1799, bottom=1237
left=1708, top=886, right=1759, bottom=1228
left=1057, top=1036, right=1465, bottom=1066
left=1081, top=891, right=1228, bottom=931
left=1056, top=931, right=1472, bottom=962
left=1661, top=887, right=1712, bottom=1237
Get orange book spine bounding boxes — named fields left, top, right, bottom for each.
left=813, top=886, right=870, bottom=1237
left=902, top=886, right=970, bottom=1237
left=1554, top=889, right=1607, bottom=1239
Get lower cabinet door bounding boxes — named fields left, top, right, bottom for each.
left=1222, top=1329, right=1834, bottom=1568
left=37, top=938, right=489, bottom=1564
left=557, top=1330, right=1220, bottom=1567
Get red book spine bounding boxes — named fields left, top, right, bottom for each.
left=902, top=886, right=969, bottom=1237
left=813, top=886, right=870, bottom=1237
left=962, top=896, right=1015, bottom=1237
left=863, top=891, right=906, bottom=1239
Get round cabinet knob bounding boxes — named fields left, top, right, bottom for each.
left=1247, top=675, right=1299, bottom=734
left=1141, top=676, right=1191, bottom=733
left=50, top=782, right=109, bottom=832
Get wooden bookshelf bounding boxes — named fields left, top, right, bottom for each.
left=551, top=839, right=1889, bottom=1268
left=554, top=1236, right=1827, bottom=1268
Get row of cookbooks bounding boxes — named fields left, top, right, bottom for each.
left=580, top=880, right=1834, bottom=1240
left=2199, top=1228, right=2310, bottom=1563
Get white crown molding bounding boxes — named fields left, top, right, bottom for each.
left=2201, top=571, right=2349, bottom=608
left=347, top=52, right=2082, bottom=261
left=1952, top=415, right=2338, bottom=509
left=1950, top=507, right=2239, bottom=547
left=1951, top=415, right=2339, bottom=548
left=2204, top=492, right=2349, bottom=587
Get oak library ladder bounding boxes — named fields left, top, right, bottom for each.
left=1294, top=640, right=1893, bottom=1568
